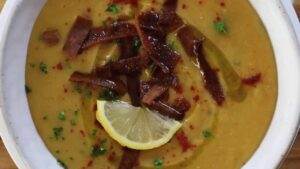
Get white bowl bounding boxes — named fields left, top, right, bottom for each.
left=0, top=0, right=300, bottom=169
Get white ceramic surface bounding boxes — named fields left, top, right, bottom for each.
left=0, top=0, right=300, bottom=169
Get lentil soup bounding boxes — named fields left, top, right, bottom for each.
left=25, top=0, right=277, bottom=169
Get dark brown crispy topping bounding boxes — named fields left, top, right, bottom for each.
left=137, top=11, right=180, bottom=73
left=142, top=85, right=168, bottom=105
left=159, top=0, right=184, bottom=33
left=63, top=16, right=92, bottom=58
left=41, top=29, right=61, bottom=46
left=69, top=72, right=126, bottom=95
left=149, top=101, right=185, bottom=121
left=172, top=97, right=191, bottom=114
left=118, top=148, right=140, bottom=169
left=178, top=26, right=225, bottom=105
left=81, top=22, right=138, bottom=50
left=109, top=55, right=149, bottom=75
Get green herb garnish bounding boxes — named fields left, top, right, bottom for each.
left=99, top=89, right=119, bottom=101
left=25, top=85, right=31, bottom=94
left=57, top=159, right=68, bottom=169
left=214, top=20, right=228, bottom=34
left=91, top=129, right=98, bottom=138
left=53, top=127, right=63, bottom=140
left=58, top=112, right=66, bottom=121
left=106, top=4, right=120, bottom=14
left=91, top=140, right=107, bottom=157
left=132, top=37, right=141, bottom=54
left=202, top=130, right=213, bottom=139
left=154, top=158, right=164, bottom=169
left=39, top=62, right=48, bottom=74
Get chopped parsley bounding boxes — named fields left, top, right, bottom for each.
left=106, top=4, right=120, bottom=14
left=90, top=129, right=98, bottom=138
left=58, top=112, right=66, bottom=121
left=39, top=62, right=48, bottom=74
left=202, top=130, right=213, bottom=139
left=169, top=41, right=178, bottom=51
left=53, top=127, right=63, bottom=140
left=25, top=85, right=31, bottom=94
left=57, top=159, right=68, bottom=169
left=99, top=89, right=119, bottom=101
left=214, top=20, right=228, bottom=34
left=132, top=37, right=141, bottom=54
left=91, top=140, right=107, bottom=157
left=154, top=158, right=164, bottom=169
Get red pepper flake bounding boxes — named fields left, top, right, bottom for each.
left=87, top=160, right=93, bottom=167
left=176, top=131, right=195, bottom=152
left=220, top=1, right=226, bottom=7
left=174, top=84, right=183, bottom=94
left=193, top=95, right=200, bottom=102
left=182, top=4, right=187, bottom=9
left=198, top=1, right=203, bottom=4
left=242, top=73, right=262, bottom=87
left=41, top=29, right=61, bottom=46
left=56, top=62, right=63, bottom=70
left=64, top=88, right=68, bottom=93
left=108, top=152, right=116, bottom=162
left=80, top=130, right=86, bottom=137
left=87, top=7, right=92, bottom=13
left=189, top=125, right=194, bottom=130
left=190, top=86, right=196, bottom=91
left=70, top=129, right=74, bottom=133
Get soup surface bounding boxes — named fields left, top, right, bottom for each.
left=26, top=0, right=277, bottom=169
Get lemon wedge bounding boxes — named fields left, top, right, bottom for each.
left=96, top=100, right=182, bottom=150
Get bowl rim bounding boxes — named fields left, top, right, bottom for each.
left=0, top=0, right=300, bottom=169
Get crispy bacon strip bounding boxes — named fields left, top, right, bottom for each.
left=109, top=56, right=149, bottom=75
left=127, top=75, right=141, bottom=106
left=63, top=16, right=92, bottom=58
left=118, top=148, right=140, bottom=169
left=178, top=26, right=225, bottom=105
left=159, top=0, right=184, bottom=33
left=81, top=22, right=138, bottom=50
left=150, top=101, right=185, bottom=121
left=142, top=85, right=168, bottom=105
left=137, top=11, right=180, bottom=73
left=69, top=72, right=126, bottom=95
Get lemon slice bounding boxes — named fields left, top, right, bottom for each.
left=96, top=100, right=182, bottom=150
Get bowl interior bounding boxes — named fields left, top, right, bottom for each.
left=0, top=0, right=300, bottom=169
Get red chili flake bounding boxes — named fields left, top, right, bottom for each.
left=108, top=152, right=116, bottom=162
left=87, top=160, right=93, bottom=167
left=87, top=8, right=92, bottom=13
left=220, top=1, right=226, bottom=7
left=70, top=129, right=74, bottom=133
left=64, top=88, right=68, bottom=93
left=189, top=125, right=194, bottom=130
left=174, top=84, right=183, bottom=94
left=151, top=0, right=156, bottom=4
left=80, top=130, right=86, bottom=137
left=242, top=73, right=262, bottom=87
left=176, top=131, right=195, bottom=152
left=193, top=95, right=200, bottom=102
left=56, top=63, right=63, bottom=70
left=182, top=4, right=187, bottom=9
left=190, top=86, right=196, bottom=91
left=198, top=1, right=203, bottom=4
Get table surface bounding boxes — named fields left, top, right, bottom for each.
left=0, top=1, right=300, bottom=169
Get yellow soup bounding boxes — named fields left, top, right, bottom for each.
left=26, top=0, right=277, bottom=169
